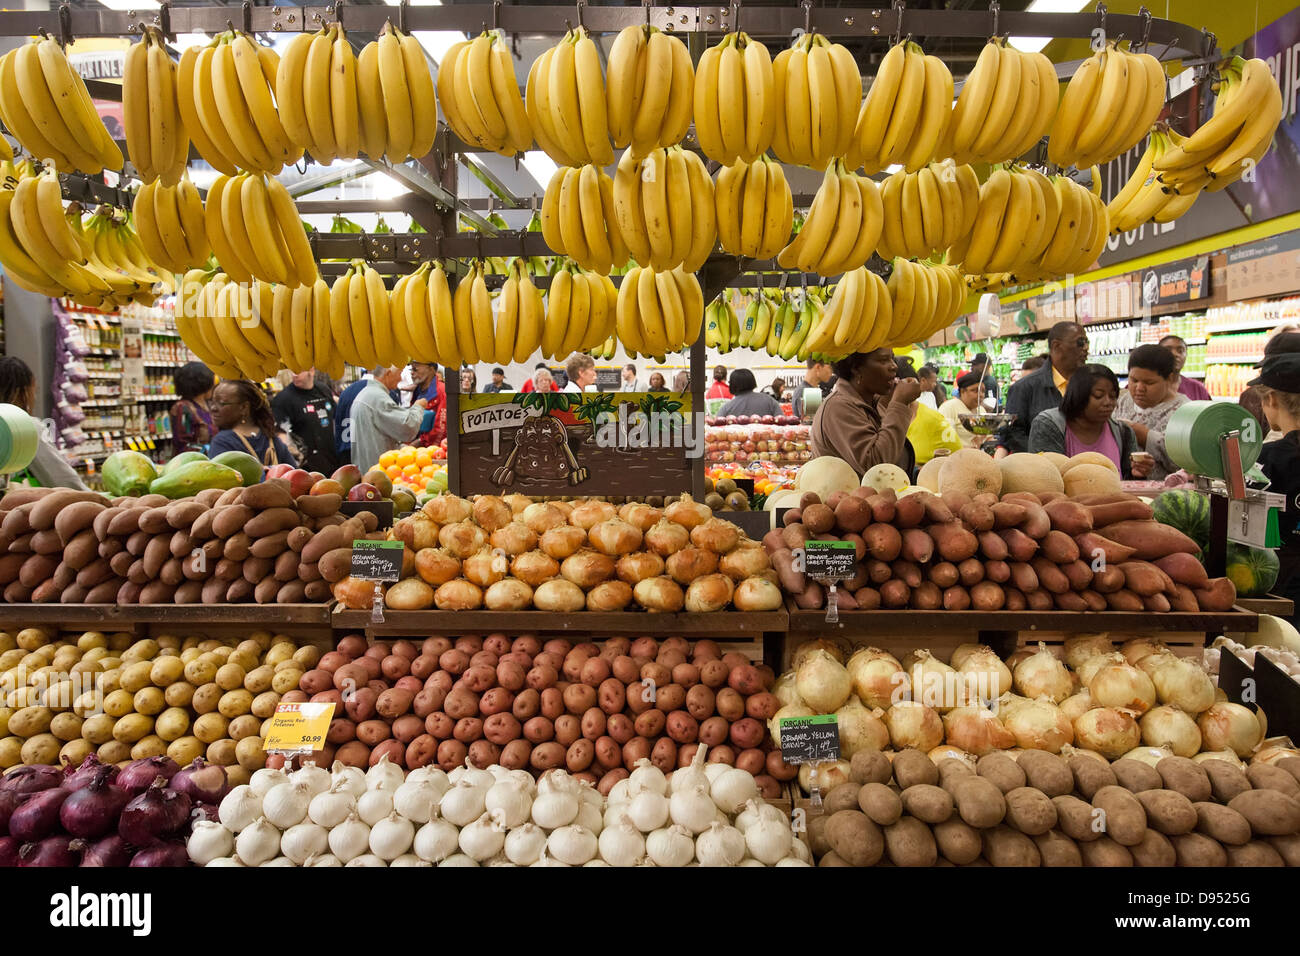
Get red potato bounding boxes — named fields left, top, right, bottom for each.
left=469, top=651, right=500, bottom=669
left=580, top=707, right=607, bottom=740
left=530, top=742, right=566, bottom=771
left=478, top=687, right=513, bottom=716
left=523, top=716, right=555, bottom=743
left=597, top=769, right=630, bottom=795
left=357, top=719, right=391, bottom=744
left=512, top=688, right=541, bottom=721
left=512, top=635, right=541, bottom=658
left=455, top=636, right=484, bottom=654
left=667, top=711, right=700, bottom=743
left=630, top=636, right=659, bottom=659
left=1044, top=500, right=1093, bottom=536
left=439, top=649, right=470, bottom=675
left=707, top=745, right=737, bottom=765
left=466, top=740, right=501, bottom=769
left=649, top=737, right=677, bottom=773
left=364, top=643, right=392, bottom=661
left=634, top=709, right=667, bottom=738
left=327, top=718, right=357, bottom=745
left=554, top=714, right=582, bottom=746
left=533, top=652, right=565, bottom=672
left=496, top=661, right=526, bottom=691
left=641, top=661, right=672, bottom=689
left=580, top=656, right=612, bottom=687
left=334, top=741, right=371, bottom=768
left=606, top=713, right=635, bottom=745
left=311, top=690, right=343, bottom=707
left=405, top=735, right=437, bottom=769
left=396, top=676, right=422, bottom=693
left=337, top=635, right=368, bottom=658
left=1041, top=530, right=1080, bottom=564
left=699, top=716, right=730, bottom=746
left=563, top=683, right=598, bottom=714
left=344, top=687, right=378, bottom=722
left=729, top=717, right=764, bottom=749
left=391, top=714, right=425, bottom=743
left=561, top=653, right=588, bottom=682
left=484, top=713, right=522, bottom=745
left=425, top=671, right=453, bottom=694
left=728, top=665, right=763, bottom=696
left=654, top=683, right=686, bottom=713
left=377, top=687, right=415, bottom=719
left=453, top=717, right=485, bottom=742
left=671, top=662, right=700, bottom=688
left=700, top=659, right=730, bottom=688
left=526, top=665, right=559, bottom=690
left=736, top=748, right=766, bottom=776
left=443, top=688, right=480, bottom=720
left=425, top=712, right=454, bottom=739
left=594, top=736, right=622, bottom=771
left=483, top=635, right=511, bottom=657
left=746, top=691, right=780, bottom=720
left=564, top=739, right=595, bottom=772
left=686, top=684, right=716, bottom=720
left=460, top=665, right=497, bottom=693
left=597, top=677, right=627, bottom=715
left=610, top=655, right=639, bottom=684
left=691, top=639, right=721, bottom=661
left=422, top=637, right=453, bottom=657
left=499, top=739, right=532, bottom=770
left=332, top=663, right=369, bottom=693
left=318, top=652, right=351, bottom=673
left=622, top=737, right=652, bottom=768
left=625, top=680, right=654, bottom=715
left=299, top=669, right=334, bottom=696
left=540, top=688, right=565, bottom=720
left=281, top=691, right=309, bottom=705
left=410, top=655, right=439, bottom=680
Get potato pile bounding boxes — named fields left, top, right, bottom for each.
left=286, top=633, right=796, bottom=794
left=329, top=494, right=783, bottom=614
left=812, top=747, right=1300, bottom=866
left=0, top=626, right=324, bottom=779
left=766, top=485, right=1236, bottom=613
left=0, top=482, right=375, bottom=605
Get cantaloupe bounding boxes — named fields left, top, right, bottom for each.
left=999, top=453, right=1066, bottom=495
left=1065, top=452, right=1120, bottom=476
left=937, top=448, right=1003, bottom=497
left=916, top=458, right=944, bottom=492
left=1038, top=452, right=1071, bottom=475
left=765, top=488, right=802, bottom=529
left=897, top=485, right=927, bottom=497
left=796, top=456, right=859, bottom=502
left=863, top=463, right=910, bottom=493
left=1063, top=463, right=1123, bottom=496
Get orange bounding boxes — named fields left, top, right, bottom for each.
left=415, top=448, right=433, bottom=466
left=378, top=450, right=398, bottom=469
left=396, top=447, right=416, bottom=468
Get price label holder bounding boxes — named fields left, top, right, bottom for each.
left=263, top=701, right=335, bottom=759
left=801, top=540, right=856, bottom=623
left=351, top=539, right=403, bottom=623
left=778, top=714, right=840, bottom=808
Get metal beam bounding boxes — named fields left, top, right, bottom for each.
left=282, top=160, right=372, bottom=197
left=362, top=155, right=497, bottom=233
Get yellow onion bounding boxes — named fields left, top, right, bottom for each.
left=540, top=525, right=588, bottom=560
left=1001, top=698, right=1073, bottom=753
left=719, top=544, right=771, bottom=581
left=1135, top=649, right=1179, bottom=680
left=484, top=578, right=534, bottom=611
left=956, top=647, right=1012, bottom=703
left=415, top=548, right=462, bottom=586
left=1147, top=656, right=1216, bottom=715
left=769, top=703, right=815, bottom=748
left=462, top=548, right=508, bottom=588
left=588, top=517, right=643, bottom=557
left=664, top=494, right=711, bottom=529
left=796, top=639, right=848, bottom=668
left=633, top=576, right=685, bottom=612
left=846, top=647, right=904, bottom=710
left=1192, top=749, right=1246, bottom=769
left=684, top=573, right=735, bottom=612
left=1013, top=643, right=1073, bottom=703
left=995, top=692, right=1032, bottom=721
left=1060, top=744, right=1109, bottom=765
left=504, top=493, right=532, bottom=515
left=798, top=759, right=850, bottom=795
left=433, top=579, right=483, bottom=611
left=471, top=495, right=513, bottom=533
left=689, top=517, right=740, bottom=554
left=1140, top=704, right=1202, bottom=757
left=1075, top=652, right=1119, bottom=688
left=884, top=701, right=944, bottom=750
left=1088, top=658, right=1157, bottom=714
left=928, top=745, right=976, bottom=768
left=835, top=697, right=890, bottom=756
left=1064, top=633, right=1115, bottom=672
left=645, top=519, right=689, bottom=557
left=489, top=522, right=537, bottom=556
left=619, top=503, right=663, bottom=532
left=522, top=502, right=568, bottom=534
left=1120, top=636, right=1167, bottom=667
left=510, top=550, right=560, bottom=587
left=569, top=499, right=617, bottom=530
left=1253, top=739, right=1300, bottom=765
left=533, top=579, right=586, bottom=613
left=942, top=704, right=1015, bottom=755
left=773, top=672, right=803, bottom=708
left=1196, top=702, right=1263, bottom=757
left=1121, top=744, right=1174, bottom=767
left=439, top=521, right=488, bottom=558
left=616, top=551, right=665, bottom=585
left=393, top=514, right=440, bottom=552
left=424, top=494, right=472, bottom=525
left=1059, top=688, right=1095, bottom=724
left=732, top=577, right=782, bottom=611
left=560, top=550, right=615, bottom=589
left=586, top=580, right=633, bottom=611
left=552, top=500, right=574, bottom=519
left=908, top=650, right=960, bottom=712
left=666, top=547, right=719, bottom=584
left=1072, top=707, right=1140, bottom=759
left=948, top=644, right=985, bottom=670
left=796, top=649, right=852, bottom=712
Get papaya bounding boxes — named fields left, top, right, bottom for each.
left=162, top=451, right=210, bottom=474
left=102, top=451, right=158, bottom=497
left=211, top=450, right=264, bottom=487
left=149, top=461, right=244, bottom=500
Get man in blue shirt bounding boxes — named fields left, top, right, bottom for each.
left=335, top=374, right=370, bottom=465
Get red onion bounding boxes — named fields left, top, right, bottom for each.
left=63, top=754, right=119, bottom=790
left=19, top=835, right=78, bottom=867
left=118, top=779, right=190, bottom=847
left=59, top=768, right=129, bottom=838
left=190, top=803, right=221, bottom=826
left=0, top=765, right=65, bottom=796
left=73, top=835, right=133, bottom=867
left=9, top=787, right=70, bottom=842
left=0, top=836, right=20, bottom=867
left=169, top=760, right=228, bottom=805
left=0, top=790, right=29, bottom=832
left=116, top=757, right=179, bottom=797
left=129, top=841, right=188, bottom=867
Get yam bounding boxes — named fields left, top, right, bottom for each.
left=1074, top=531, right=1137, bottom=566
left=930, top=523, right=978, bottom=562
left=1043, top=500, right=1092, bottom=536
left=55, top=501, right=103, bottom=545
left=977, top=531, right=1008, bottom=561
left=1040, top=530, right=1079, bottom=564
left=998, top=528, right=1038, bottom=563
left=899, top=528, right=933, bottom=564
left=1098, top=520, right=1199, bottom=560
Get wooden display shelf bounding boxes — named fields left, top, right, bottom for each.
left=334, top=607, right=789, bottom=635
left=1233, top=595, right=1294, bottom=617
left=0, top=603, right=334, bottom=628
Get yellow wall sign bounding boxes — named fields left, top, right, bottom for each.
left=262, top=702, right=335, bottom=754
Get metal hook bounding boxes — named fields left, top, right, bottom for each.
left=1096, top=2, right=1107, bottom=41
left=493, top=0, right=501, bottom=33
left=333, top=0, right=344, bottom=30
left=398, top=0, right=408, bottom=35
left=241, top=0, right=252, bottom=35
left=575, top=0, right=585, bottom=33
left=57, top=3, right=73, bottom=46
left=989, top=0, right=1000, bottom=40
left=1137, top=6, right=1153, bottom=51
left=730, top=1, right=740, bottom=35
left=802, top=0, right=812, bottom=36
left=642, top=0, right=651, bottom=28
left=892, top=0, right=905, bottom=45
left=157, top=1, right=173, bottom=43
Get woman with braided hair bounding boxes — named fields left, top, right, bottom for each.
left=208, top=379, right=296, bottom=468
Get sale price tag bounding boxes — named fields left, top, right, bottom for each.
left=350, top=539, right=404, bottom=582
left=777, top=714, right=841, bottom=764
left=801, top=540, right=856, bottom=581
left=263, top=702, right=335, bottom=754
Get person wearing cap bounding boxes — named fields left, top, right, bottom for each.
left=1158, top=334, right=1211, bottom=401
left=482, top=368, right=512, bottom=393
left=939, top=371, right=986, bottom=448
left=970, top=353, right=999, bottom=400
left=1115, top=344, right=1188, bottom=481
left=1253, top=353, right=1300, bottom=611
left=1241, top=331, right=1300, bottom=440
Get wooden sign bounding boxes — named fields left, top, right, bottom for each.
left=455, top=391, right=696, bottom=498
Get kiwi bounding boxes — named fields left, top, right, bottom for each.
left=724, top=492, right=749, bottom=512
left=704, top=493, right=726, bottom=511
left=704, top=478, right=716, bottom=494
left=715, top=478, right=736, bottom=496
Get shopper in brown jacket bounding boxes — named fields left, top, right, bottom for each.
left=810, top=349, right=920, bottom=478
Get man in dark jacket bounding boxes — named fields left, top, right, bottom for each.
left=995, top=321, right=1089, bottom=455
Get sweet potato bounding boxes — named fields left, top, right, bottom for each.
left=1194, top=578, right=1237, bottom=612
left=1118, top=560, right=1175, bottom=597
left=865, top=559, right=892, bottom=584
left=1168, top=584, right=1200, bottom=613
left=862, top=523, right=902, bottom=561
left=1044, top=499, right=1093, bottom=536
left=842, top=532, right=867, bottom=562
left=1025, top=589, right=1054, bottom=610
left=880, top=580, right=910, bottom=608
left=1154, top=553, right=1210, bottom=589
left=1041, top=530, right=1080, bottom=564
left=772, top=548, right=806, bottom=594
left=854, top=586, right=882, bottom=609
left=1061, top=560, right=1094, bottom=591
left=1098, top=520, right=1199, bottom=560
left=910, top=581, right=942, bottom=610
left=891, top=560, right=923, bottom=588
left=970, top=581, right=1005, bottom=611
left=928, top=561, right=960, bottom=588
left=957, top=558, right=984, bottom=586
left=1030, top=557, right=1070, bottom=594
left=943, top=586, right=971, bottom=610
left=1106, top=589, right=1145, bottom=611
left=1000, top=526, right=1044, bottom=564
left=978, top=531, right=1009, bottom=561
left=990, top=501, right=1028, bottom=529
left=959, top=502, right=995, bottom=532
left=1089, top=499, right=1155, bottom=527
left=930, top=523, right=978, bottom=562
left=1074, top=531, right=1138, bottom=566
left=1142, top=593, right=1170, bottom=612
left=984, top=560, right=1011, bottom=584
left=794, top=581, right=825, bottom=609
left=900, top=528, right=934, bottom=563
left=833, top=497, right=871, bottom=534
left=1091, top=565, right=1125, bottom=593
left=1054, top=591, right=1088, bottom=611
left=1008, top=562, right=1038, bottom=594
left=923, top=497, right=954, bottom=524
left=865, top=495, right=896, bottom=524
left=1019, top=502, right=1051, bottom=539
left=1004, top=588, right=1027, bottom=610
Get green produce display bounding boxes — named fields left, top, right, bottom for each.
left=1226, top=542, right=1280, bottom=598
left=101, top=450, right=158, bottom=497
left=149, top=460, right=244, bottom=499
left=211, top=450, right=264, bottom=487
left=1152, top=489, right=1210, bottom=552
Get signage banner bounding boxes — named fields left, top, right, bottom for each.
left=1139, top=255, right=1212, bottom=308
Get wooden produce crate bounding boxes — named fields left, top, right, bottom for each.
left=0, top=603, right=336, bottom=643
left=1234, top=595, right=1294, bottom=617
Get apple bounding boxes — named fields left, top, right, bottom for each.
left=347, top=482, right=382, bottom=502
left=284, top=469, right=316, bottom=497
left=266, top=463, right=293, bottom=480
left=331, top=464, right=362, bottom=492
left=311, top=478, right=345, bottom=496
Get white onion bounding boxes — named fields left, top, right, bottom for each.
left=1140, top=704, right=1202, bottom=757
left=261, top=856, right=296, bottom=867
left=308, top=782, right=355, bottom=828
left=439, top=779, right=489, bottom=826
left=344, top=854, right=387, bottom=867
left=366, top=753, right=406, bottom=792
left=484, top=778, right=532, bottom=828
left=249, top=768, right=289, bottom=797
left=457, top=811, right=507, bottom=862
left=1001, top=698, right=1073, bottom=753
left=547, top=825, right=598, bottom=865
left=646, top=825, right=696, bottom=867
left=369, top=810, right=416, bottom=861
left=327, top=812, right=371, bottom=863
left=357, top=788, right=395, bottom=826
left=628, top=758, right=668, bottom=796
left=187, top=820, right=234, bottom=865
left=288, top=762, right=331, bottom=798
left=393, top=777, right=443, bottom=824
left=626, top=788, right=670, bottom=833
left=280, top=821, right=329, bottom=865
left=329, top=762, right=367, bottom=798
left=234, top=816, right=281, bottom=866
left=217, top=785, right=262, bottom=833
left=744, top=815, right=793, bottom=865
left=505, top=823, right=549, bottom=865
left=1073, top=707, right=1141, bottom=759
left=598, top=816, right=646, bottom=866
left=390, top=854, right=432, bottom=867
left=669, top=783, right=717, bottom=833
left=695, top=821, right=746, bottom=866
left=711, top=767, right=760, bottom=814
left=575, top=799, right=603, bottom=835
left=795, top=649, right=852, bottom=712
left=403, top=765, right=451, bottom=796
left=438, top=854, right=481, bottom=867
left=303, top=853, right=341, bottom=867
left=531, top=789, right=580, bottom=829
left=1013, top=643, right=1073, bottom=703
left=1089, top=658, right=1157, bottom=714
left=261, top=782, right=311, bottom=829
left=1197, top=702, right=1263, bottom=757
left=413, top=815, right=460, bottom=863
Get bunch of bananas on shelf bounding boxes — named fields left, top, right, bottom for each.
left=949, top=39, right=1058, bottom=166
left=606, top=24, right=694, bottom=159
left=204, top=171, right=317, bottom=288
left=492, top=258, right=548, bottom=363
left=771, top=32, right=860, bottom=170
left=329, top=260, right=404, bottom=370
left=122, top=27, right=189, bottom=186
left=132, top=177, right=211, bottom=274
left=847, top=40, right=954, bottom=175
left=271, top=279, right=344, bottom=378
left=884, top=259, right=968, bottom=348
left=389, top=261, right=456, bottom=366
left=613, top=146, right=715, bottom=272
left=177, top=274, right=280, bottom=380
left=436, top=29, right=530, bottom=157
left=693, top=31, right=776, bottom=165
left=715, top=156, right=794, bottom=261
left=540, top=164, right=628, bottom=273
left=615, top=265, right=703, bottom=359
left=706, top=286, right=829, bottom=360
left=178, top=31, right=301, bottom=175
left=776, top=159, right=882, bottom=276
left=1108, top=127, right=1202, bottom=233
left=0, top=37, right=120, bottom=175
left=542, top=260, right=618, bottom=360
left=1048, top=41, right=1167, bottom=170
left=877, top=160, right=980, bottom=262
left=527, top=27, right=614, bottom=167
left=1154, top=56, right=1284, bottom=194
left=799, top=266, right=894, bottom=356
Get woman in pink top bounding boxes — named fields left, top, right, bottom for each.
left=1027, top=364, right=1153, bottom=478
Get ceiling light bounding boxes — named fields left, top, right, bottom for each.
left=414, top=31, right=467, bottom=65
left=521, top=150, right=558, bottom=187
left=1009, top=0, right=1090, bottom=55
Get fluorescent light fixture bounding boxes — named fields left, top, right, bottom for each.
left=521, top=150, right=558, bottom=187
left=1009, top=0, right=1090, bottom=54
left=414, top=31, right=467, bottom=65
left=97, top=0, right=160, bottom=9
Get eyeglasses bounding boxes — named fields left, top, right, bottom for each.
left=1074, top=338, right=1089, bottom=348
left=211, top=400, right=243, bottom=408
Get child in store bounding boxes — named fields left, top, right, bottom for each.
left=1251, top=354, right=1300, bottom=617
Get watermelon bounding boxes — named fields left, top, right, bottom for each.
left=1152, top=489, right=1211, bottom=550
left=1225, top=543, right=1280, bottom=597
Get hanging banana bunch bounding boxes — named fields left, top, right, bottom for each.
left=714, top=156, right=793, bottom=261
left=203, top=171, right=316, bottom=288
left=694, top=32, right=777, bottom=166
left=269, top=279, right=343, bottom=378
left=1049, top=41, right=1167, bottom=170
left=392, top=260, right=459, bottom=366
left=180, top=275, right=282, bottom=380
left=122, top=27, right=189, bottom=186
left=948, top=165, right=1057, bottom=278
left=878, top=259, right=967, bottom=349
left=877, top=160, right=979, bottom=262
left=489, top=258, right=547, bottom=364
left=776, top=159, right=882, bottom=277
left=704, top=295, right=740, bottom=354
left=605, top=24, right=694, bottom=159
left=539, top=164, right=629, bottom=274
left=0, top=36, right=120, bottom=174
left=526, top=27, right=613, bottom=167
left=949, top=38, right=1058, bottom=166
left=614, top=265, right=703, bottom=358
left=974, top=173, right=1108, bottom=285
left=846, top=40, right=954, bottom=175
left=448, top=260, right=494, bottom=366
left=133, top=177, right=211, bottom=275
left=797, top=266, right=894, bottom=358
left=433, top=29, right=528, bottom=157
left=613, top=146, right=716, bottom=272
left=1108, top=128, right=1202, bottom=233
left=771, top=32, right=860, bottom=170
left=328, top=260, right=403, bottom=370
left=541, top=260, right=618, bottom=360
left=175, top=272, right=244, bottom=380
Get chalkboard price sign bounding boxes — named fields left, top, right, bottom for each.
left=350, top=540, right=404, bottom=582
left=801, top=540, right=856, bottom=581
left=777, top=714, right=841, bottom=764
